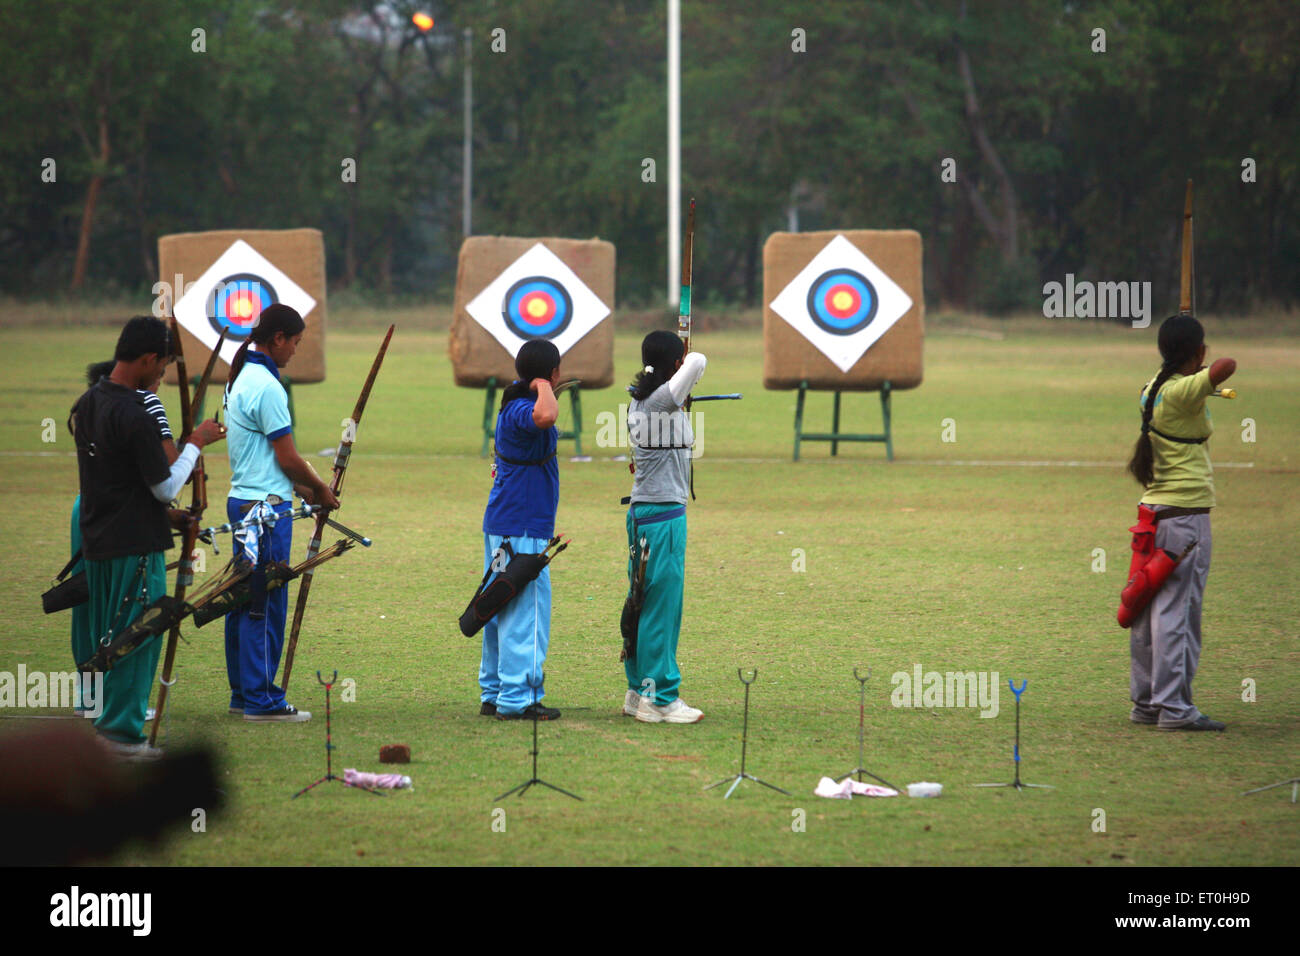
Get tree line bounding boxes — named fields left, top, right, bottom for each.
left=0, top=0, right=1295, bottom=313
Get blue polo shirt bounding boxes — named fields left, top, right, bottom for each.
left=483, top=395, right=559, bottom=539
left=226, top=351, right=293, bottom=501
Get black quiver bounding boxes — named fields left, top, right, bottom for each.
left=41, top=551, right=88, bottom=614
left=620, top=535, right=650, bottom=661
left=80, top=595, right=191, bottom=673
left=191, top=559, right=290, bottom=628
left=459, top=537, right=566, bottom=637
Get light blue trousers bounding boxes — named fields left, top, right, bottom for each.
left=478, top=534, right=552, bottom=714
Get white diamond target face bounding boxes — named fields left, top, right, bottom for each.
left=769, top=234, right=913, bottom=373
left=173, top=239, right=317, bottom=365
left=465, top=243, right=610, bottom=358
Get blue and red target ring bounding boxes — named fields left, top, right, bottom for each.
left=806, top=268, right=877, bottom=336
left=205, top=273, right=278, bottom=339
left=502, top=276, right=573, bottom=340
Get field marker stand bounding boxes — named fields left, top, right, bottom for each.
left=974, top=680, right=1053, bottom=792
left=706, top=669, right=791, bottom=799
left=836, top=667, right=904, bottom=793
left=494, top=673, right=582, bottom=802
left=292, top=670, right=382, bottom=799
left=793, top=380, right=893, bottom=462
left=480, top=376, right=584, bottom=457
left=1242, top=776, right=1298, bottom=804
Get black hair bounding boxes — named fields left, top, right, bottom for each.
left=499, top=339, right=562, bottom=412
left=1127, top=314, right=1205, bottom=487
left=629, top=330, right=685, bottom=402
left=113, top=316, right=170, bottom=363
left=227, top=303, right=307, bottom=388
left=85, top=359, right=115, bottom=385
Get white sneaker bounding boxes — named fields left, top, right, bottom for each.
left=635, top=696, right=703, bottom=724
left=623, top=689, right=641, bottom=716
left=98, top=736, right=164, bottom=762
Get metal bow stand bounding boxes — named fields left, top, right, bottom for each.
left=705, top=668, right=790, bottom=799
left=836, top=668, right=904, bottom=793
left=1242, top=776, right=1298, bottom=804
left=292, top=670, right=382, bottom=799
left=494, top=673, right=582, bottom=802
left=975, top=679, right=1053, bottom=791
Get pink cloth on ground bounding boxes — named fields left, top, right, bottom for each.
left=344, top=768, right=411, bottom=789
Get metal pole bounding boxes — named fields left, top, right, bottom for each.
left=463, top=27, right=473, bottom=238
left=667, top=0, right=680, bottom=306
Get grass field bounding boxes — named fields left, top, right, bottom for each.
left=1, top=311, right=1296, bottom=866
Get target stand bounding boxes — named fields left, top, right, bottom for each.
left=793, top=380, right=893, bottom=462
left=480, top=377, right=584, bottom=458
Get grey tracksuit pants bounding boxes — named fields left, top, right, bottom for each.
left=1129, top=510, right=1212, bottom=726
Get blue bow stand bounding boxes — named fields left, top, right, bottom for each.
left=974, top=679, right=1054, bottom=791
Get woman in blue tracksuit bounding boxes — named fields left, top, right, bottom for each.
left=478, top=340, right=562, bottom=720
left=223, top=304, right=338, bottom=722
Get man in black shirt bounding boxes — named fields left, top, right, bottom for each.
left=69, top=316, right=224, bottom=756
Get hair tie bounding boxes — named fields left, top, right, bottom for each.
left=644, top=365, right=654, bottom=374
left=1141, top=423, right=1150, bottom=434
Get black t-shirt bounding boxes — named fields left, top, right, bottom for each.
left=70, top=379, right=173, bottom=560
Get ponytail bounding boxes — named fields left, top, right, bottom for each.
left=629, top=330, right=685, bottom=402
left=226, top=303, right=306, bottom=392
left=1126, top=314, right=1204, bottom=486
left=85, top=359, right=115, bottom=385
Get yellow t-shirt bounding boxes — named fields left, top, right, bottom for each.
left=1139, top=367, right=1215, bottom=508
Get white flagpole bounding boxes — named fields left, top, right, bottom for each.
left=668, top=0, right=680, bottom=307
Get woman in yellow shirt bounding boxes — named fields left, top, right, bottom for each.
left=1126, top=314, right=1236, bottom=731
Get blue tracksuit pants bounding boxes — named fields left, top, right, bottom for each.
left=478, top=534, right=551, bottom=714
left=224, top=497, right=293, bottom=714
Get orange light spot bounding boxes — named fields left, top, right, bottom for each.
left=412, top=12, right=434, bottom=31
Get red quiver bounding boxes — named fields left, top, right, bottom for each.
left=1116, top=506, right=1195, bottom=627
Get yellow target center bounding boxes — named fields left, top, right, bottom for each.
left=832, top=291, right=853, bottom=312
left=235, top=299, right=253, bottom=318
left=526, top=299, right=548, bottom=318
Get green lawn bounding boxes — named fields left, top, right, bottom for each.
left=1, top=315, right=1296, bottom=866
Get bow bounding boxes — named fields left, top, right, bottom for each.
left=677, top=197, right=695, bottom=373
left=281, top=324, right=394, bottom=692
left=1178, top=179, right=1194, bottom=316
left=148, top=322, right=224, bottom=747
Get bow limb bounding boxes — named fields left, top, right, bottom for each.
left=149, top=319, right=206, bottom=747
left=281, top=324, right=394, bottom=692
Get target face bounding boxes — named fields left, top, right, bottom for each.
left=173, top=240, right=317, bottom=366
left=769, top=235, right=912, bottom=372
left=503, top=276, right=573, bottom=340
left=465, top=242, right=610, bottom=358
left=807, top=269, right=878, bottom=335
left=206, top=273, right=278, bottom=339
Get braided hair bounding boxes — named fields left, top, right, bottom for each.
left=629, top=330, right=685, bottom=401
left=499, top=339, right=561, bottom=412
left=1127, top=314, right=1205, bottom=487
left=226, top=304, right=306, bottom=390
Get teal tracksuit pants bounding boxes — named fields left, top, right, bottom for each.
left=624, top=504, right=686, bottom=706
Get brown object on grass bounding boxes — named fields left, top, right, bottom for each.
left=379, top=744, right=411, bottom=764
